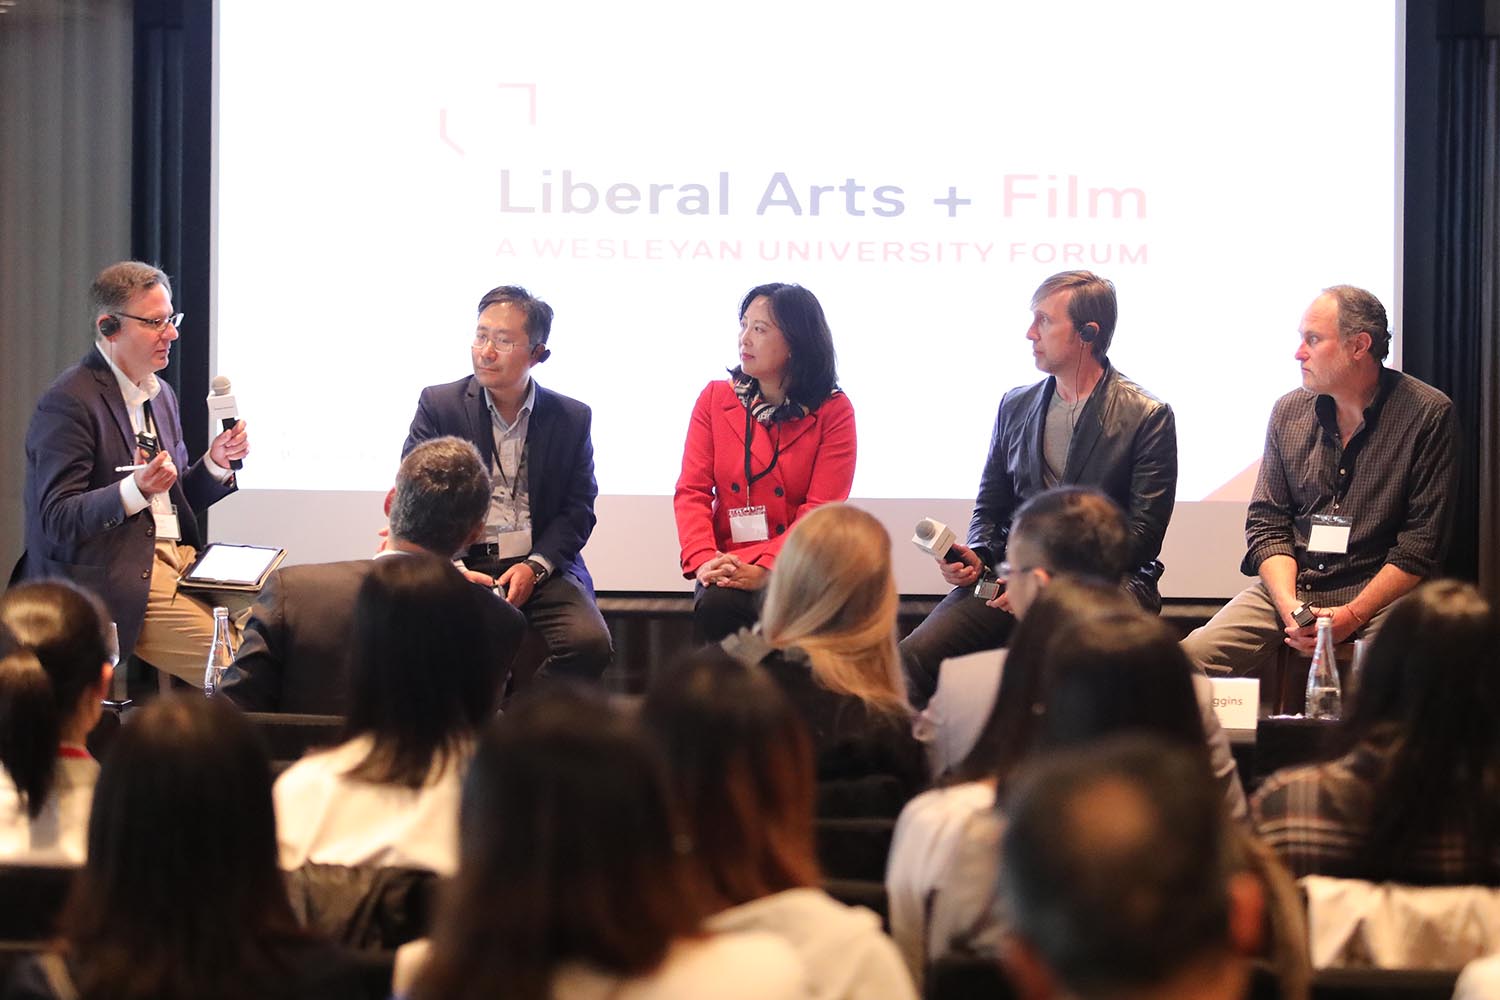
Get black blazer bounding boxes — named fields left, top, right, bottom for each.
left=968, top=363, right=1177, bottom=608
left=402, top=377, right=598, bottom=594
left=12, top=350, right=235, bottom=659
left=219, top=558, right=525, bottom=714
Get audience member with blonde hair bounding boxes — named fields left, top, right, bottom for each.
left=722, top=503, right=925, bottom=816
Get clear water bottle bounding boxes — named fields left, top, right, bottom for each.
left=1304, top=615, right=1342, bottom=719
left=204, top=606, right=235, bottom=697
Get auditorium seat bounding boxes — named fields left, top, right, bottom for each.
left=1310, top=967, right=1458, bottom=999
left=283, top=863, right=440, bottom=950
left=0, top=865, right=75, bottom=941
left=814, top=816, right=895, bottom=882
left=242, top=712, right=345, bottom=769
left=922, top=955, right=1013, bottom=1000
left=822, top=878, right=889, bottom=929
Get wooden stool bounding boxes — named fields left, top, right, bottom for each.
left=1270, top=642, right=1357, bottom=715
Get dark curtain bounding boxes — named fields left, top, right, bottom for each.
left=1417, top=37, right=1500, bottom=591
left=132, top=0, right=212, bottom=457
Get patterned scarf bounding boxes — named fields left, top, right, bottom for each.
left=729, top=366, right=813, bottom=426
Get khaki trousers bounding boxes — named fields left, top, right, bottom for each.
left=133, top=541, right=248, bottom=686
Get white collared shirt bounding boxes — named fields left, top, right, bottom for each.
left=95, top=341, right=230, bottom=516
left=481, top=379, right=552, bottom=576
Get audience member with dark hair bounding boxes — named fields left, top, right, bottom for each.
left=3, top=695, right=366, bottom=1000
left=399, top=687, right=807, bottom=1000
left=0, top=581, right=113, bottom=865
left=886, top=581, right=1220, bottom=984
left=273, top=552, right=512, bottom=876
left=722, top=503, right=925, bottom=816
left=918, top=487, right=1132, bottom=775
left=999, top=737, right=1263, bottom=1000
left=221, top=435, right=524, bottom=713
left=675, top=282, right=856, bottom=643
left=918, top=486, right=1245, bottom=809
left=1253, top=579, right=1500, bottom=883
left=642, top=648, right=916, bottom=1000
left=1036, top=611, right=1207, bottom=752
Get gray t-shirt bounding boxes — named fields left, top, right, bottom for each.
left=1042, top=389, right=1084, bottom=487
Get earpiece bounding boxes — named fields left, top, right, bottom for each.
left=534, top=345, right=552, bottom=363
left=99, top=316, right=120, bottom=337
left=1079, top=323, right=1098, bottom=344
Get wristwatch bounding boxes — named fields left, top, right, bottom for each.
left=523, top=558, right=549, bottom=585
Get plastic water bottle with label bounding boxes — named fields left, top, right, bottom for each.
left=1304, top=615, right=1342, bottom=720
left=204, top=606, right=235, bottom=697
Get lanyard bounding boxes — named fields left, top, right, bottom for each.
left=138, top=398, right=161, bottom=457
left=743, top=404, right=782, bottom=489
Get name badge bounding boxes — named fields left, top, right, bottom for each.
left=150, top=494, right=181, bottom=541
left=1307, top=513, right=1352, bottom=554
left=728, top=505, right=769, bottom=544
left=491, top=525, right=532, bottom=559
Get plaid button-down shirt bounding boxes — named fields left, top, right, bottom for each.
left=1240, top=367, right=1457, bottom=606
left=1252, top=728, right=1500, bottom=883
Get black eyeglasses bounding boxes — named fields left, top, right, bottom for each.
left=996, top=561, right=1041, bottom=581
left=114, top=311, right=184, bottom=332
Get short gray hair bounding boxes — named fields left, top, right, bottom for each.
left=388, top=437, right=491, bottom=557
left=1322, top=284, right=1390, bottom=362
left=91, top=261, right=171, bottom=339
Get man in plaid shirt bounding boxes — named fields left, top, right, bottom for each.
left=1182, top=285, right=1456, bottom=678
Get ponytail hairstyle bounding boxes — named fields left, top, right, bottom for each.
left=0, top=582, right=111, bottom=819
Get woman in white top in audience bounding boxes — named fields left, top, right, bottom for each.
left=273, top=552, right=507, bottom=875
left=641, top=646, right=917, bottom=1000
left=4, top=695, right=368, bottom=1000
left=399, top=687, right=807, bottom=1000
left=0, top=581, right=113, bottom=866
left=886, top=579, right=1211, bottom=986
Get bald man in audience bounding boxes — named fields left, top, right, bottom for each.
left=998, top=737, right=1263, bottom=1000
left=218, top=437, right=524, bottom=714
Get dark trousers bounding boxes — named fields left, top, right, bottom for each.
left=898, top=586, right=1015, bottom=708
left=692, top=583, right=762, bottom=644
left=467, top=555, right=613, bottom=682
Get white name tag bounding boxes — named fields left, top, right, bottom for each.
left=1209, top=677, right=1260, bottom=731
left=490, top=525, right=532, bottom=559
left=150, top=494, right=181, bottom=541
left=728, top=505, right=769, bottom=543
left=1307, top=520, right=1351, bottom=554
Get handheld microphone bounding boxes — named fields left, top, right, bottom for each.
left=912, top=518, right=961, bottom=563
left=206, top=375, right=243, bottom=471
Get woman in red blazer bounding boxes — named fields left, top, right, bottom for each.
left=674, top=283, right=857, bottom=642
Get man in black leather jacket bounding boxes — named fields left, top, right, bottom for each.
left=900, top=271, right=1177, bottom=704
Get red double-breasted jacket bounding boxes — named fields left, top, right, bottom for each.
left=673, top=379, right=857, bottom=576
